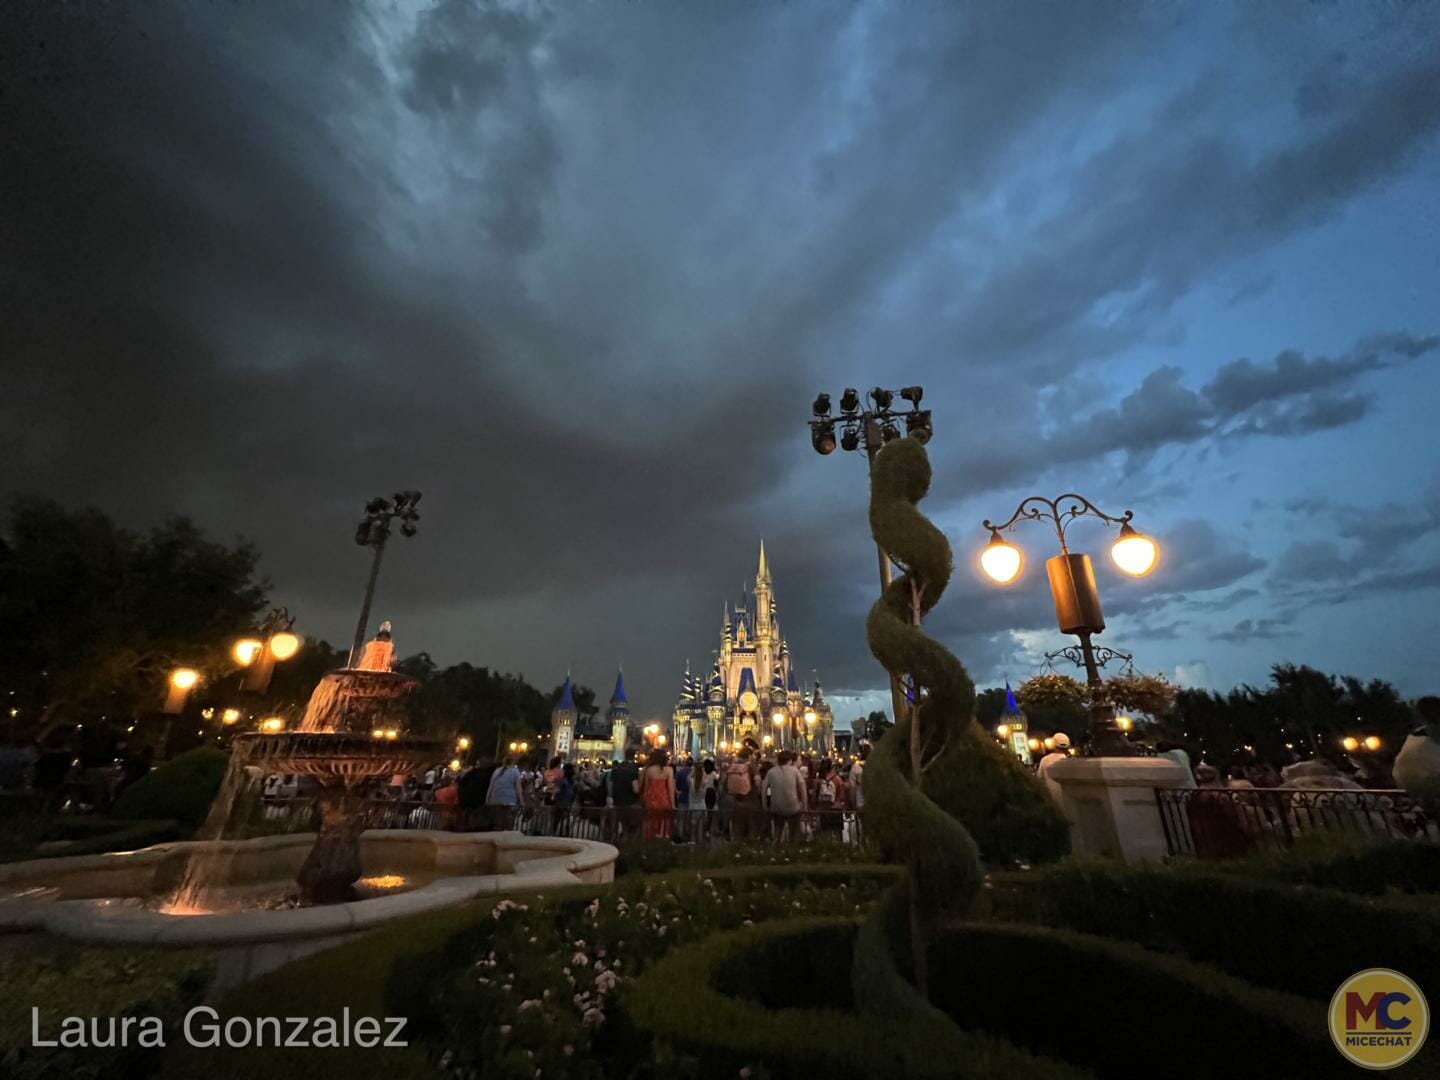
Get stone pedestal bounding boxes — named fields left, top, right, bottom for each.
left=1048, top=757, right=1187, bottom=862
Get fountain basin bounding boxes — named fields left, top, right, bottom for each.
left=0, top=830, right=617, bottom=986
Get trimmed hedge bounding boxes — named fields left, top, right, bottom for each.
left=112, top=748, right=229, bottom=827
left=629, top=917, right=1090, bottom=1080
left=929, top=924, right=1341, bottom=1079
left=1223, top=837, right=1440, bottom=896
left=33, top=818, right=182, bottom=858
left=922, top=724, right=1071, bottom=865
left=993, top=862, right=1440, bottom=1002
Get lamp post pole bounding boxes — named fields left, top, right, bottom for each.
left=810, top=388, right=933, bottom=732
left=980, top=494, right=1159, bottom=756
left=349, top=491, right=422, bottom=668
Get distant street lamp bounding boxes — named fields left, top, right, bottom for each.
left=238, top=607, right=302, bottom=693
left=350, top=491, right=422, bottom=667
left=979, top=493, right=1159, bottom=756
left=809, top=386, right=932, bottom=726
left=164, top=668, right=200, bottom=715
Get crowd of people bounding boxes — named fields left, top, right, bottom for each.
left=362, top=744, right=868, bottom=843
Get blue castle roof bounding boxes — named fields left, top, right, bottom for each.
left=611, top=669, right=627, bottom=704
left=557, top=675, right=576, bottom=712
left=1004, top=681, right=1021, bottom=714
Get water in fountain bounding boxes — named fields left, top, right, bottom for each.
left=161, top=740, right=262, bottom=914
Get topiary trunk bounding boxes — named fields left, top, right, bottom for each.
left=852, top=435, right=985, bottom=1023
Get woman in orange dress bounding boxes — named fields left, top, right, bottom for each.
left=639, top=747, right=676, bottom=841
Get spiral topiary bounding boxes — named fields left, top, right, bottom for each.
left=852, top=435, right=985, bottom=1027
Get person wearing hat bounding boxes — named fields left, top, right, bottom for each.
left=1036, top=732, right=1072, bottom=804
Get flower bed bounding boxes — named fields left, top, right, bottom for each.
left=426, top=865, right=901, bottom=1079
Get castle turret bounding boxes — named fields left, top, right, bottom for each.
left=551, top=674, right=578, bottom=761
left=607, top=668, right=630, bottom=761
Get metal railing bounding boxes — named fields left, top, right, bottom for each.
left=242, top=797, right=865, bottom=847
left=1155, top=787, right=1439, bottom=858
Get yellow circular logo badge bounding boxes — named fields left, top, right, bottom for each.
left=1330, top=968, right=1429, bottom=1070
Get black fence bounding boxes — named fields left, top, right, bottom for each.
left=246, top=797, right=865, bottom=848
left=1155, top=787, right=1439, bottom=858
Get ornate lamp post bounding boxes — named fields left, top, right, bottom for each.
left=978, top=494, right=1159, bottom=756
left=350, top=491, right=422, bottom=668
left=809, top=386, right=932, bottom=728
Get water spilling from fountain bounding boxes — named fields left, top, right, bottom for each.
left=164, top=621, right=444, bottom=911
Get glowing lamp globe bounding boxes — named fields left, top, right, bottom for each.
left=1341, top=736, right=1359, bottom=752
left=804, top=709, right=817, bottom=725
left=449, top=758, right=463, bottom=771
left=170, top=668, right=200, bottom=690
left=232, top=639, right=263, bottom=667
left=268, top=631, right=301, bottom=661
left=457, top=736, right=472, bottom=751
left=1116, top=715, right=1133, bottom=732
left=772, top=711, right=786, bottom=726
left=1110, top=523, right=1158, bottom=577
left=980, top=535, right=1022, bottom=584
left=1364, top=735, right=1382, bottom=752
left=221, top=708, right=242, bottom=725
left=259, top=716, right=285, bottom=734
left=996, top=723, right=1010, bottom=738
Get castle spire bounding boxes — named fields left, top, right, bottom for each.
left=758, top=538, right=770, bottom=584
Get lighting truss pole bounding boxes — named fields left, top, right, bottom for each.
left=809, top=387, right=933, bottom=730
left=349, top=491, right=422, bottom=668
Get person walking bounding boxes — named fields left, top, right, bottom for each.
left=484, top=754, right=524, bottom=830
left=640, top=748, right=676, bottom=841
left=763, top=750, right=807, bottom=841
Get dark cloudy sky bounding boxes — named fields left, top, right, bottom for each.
left=4, top=1, right=1439, bottom=726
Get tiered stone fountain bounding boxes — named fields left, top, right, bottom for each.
left=0, top=623, right=618, bottom=986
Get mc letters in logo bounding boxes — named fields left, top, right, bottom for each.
left=1348, top=991, right=1413, bottom=1032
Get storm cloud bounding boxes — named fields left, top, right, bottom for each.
left=3, top=1, right=1439, bottom=714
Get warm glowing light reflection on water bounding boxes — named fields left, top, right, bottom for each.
left=358, top=875, right=407, bottom=890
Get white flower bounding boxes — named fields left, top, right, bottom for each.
left=528, top=936, right=538, bottom=944
left=658, top=925, right=668, bottom=936
left=570, top=952, right=590, bottom=966
left=518, top=999, right=542, bottom=1011
left=582, top=1006, right=605, bottom=1026
left=594, top=969, right=618, bottom=993
left=573, top=939, right=587, bottom=949
left=499, top=1024, right=512, bottom=1036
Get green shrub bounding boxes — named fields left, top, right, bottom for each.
left=37, top=819, right=182, bottom=857
left=112, top=748, right=229, bottom=827
left=929, top=924, right=1340, bottom=1079
left=993, top=862, right=1440, bottom=1002
left=630, top=918, right=1089, bottom=1079
left=922, top=725, right=1070, bottom=865
left=1222, top=836, right=1440, bottom=896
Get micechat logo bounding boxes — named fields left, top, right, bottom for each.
left=1330, top=969, right=1429, bottom=1070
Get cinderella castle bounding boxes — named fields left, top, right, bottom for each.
left=670, top=542, right=834, bottom=758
